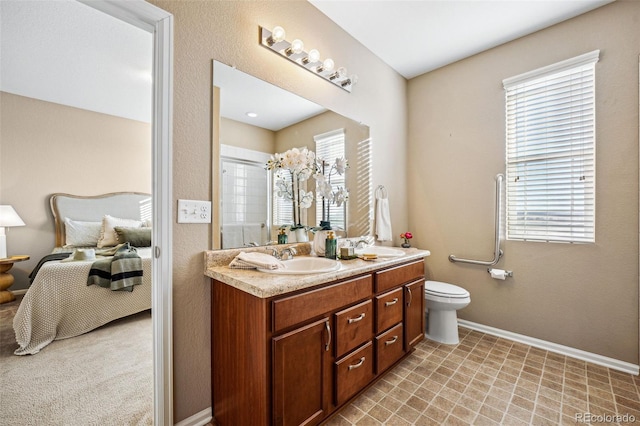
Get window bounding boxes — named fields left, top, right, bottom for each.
left=504, top=50, right=599, bottom=243
left=315, top=129, right=347, bottom=230
left=273, top=170, right=294, bottom=227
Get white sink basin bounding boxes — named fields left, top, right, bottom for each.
left=257, top=257, right=341, bottom=275
left=355, top=246, right=405, bottom=258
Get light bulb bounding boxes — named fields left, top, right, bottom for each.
left=329, top=66, right=347, bottom=80
left=268, top=26, right=286, bottom=45
left=303, top=49, right=320, bottom=65
left=322, top=58, right=335, bottom=73
left=317, top=58, right=334, bottom=73
left=286, top=39, right=304, bottom=56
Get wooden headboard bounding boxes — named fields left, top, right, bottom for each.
left=50, top=192, right=152, bottom=247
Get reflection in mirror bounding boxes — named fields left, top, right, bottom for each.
left=213, top=60, right=372, bottom=249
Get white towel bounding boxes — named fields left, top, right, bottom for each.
left=229, top=251, right=285, bottom=270
left=375, top=188, right=392, bottom=242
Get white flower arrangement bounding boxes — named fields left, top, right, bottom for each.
left=314, top=156, right=349, bottom=229
left=267, top=147, right=349, bottom=230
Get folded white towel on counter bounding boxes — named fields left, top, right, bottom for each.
left=375, top=187, right=393, bottom=242
left=229, top=251, right=285, bottom=270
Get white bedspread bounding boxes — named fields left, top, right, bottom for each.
left=13, top=248, right=152, bottom=355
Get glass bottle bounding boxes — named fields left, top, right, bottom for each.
left=325, top=231, right=337, bottom=260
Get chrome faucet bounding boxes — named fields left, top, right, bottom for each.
left=355, top=239, right=370, bottom=249
left=269, top=246, right=297, bottom=260
left=280, top=247, right=297, bottom=260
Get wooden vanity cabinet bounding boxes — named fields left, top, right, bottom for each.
left=273, top=317, right=332, bottom=426
left=404, top=279, right=425, bottom=350
left=211, top=258, right=426, bottom=426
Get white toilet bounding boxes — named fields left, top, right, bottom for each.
left=424, top=280, right=471, bottom=345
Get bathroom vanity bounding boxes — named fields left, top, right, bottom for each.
left=205, top=245, right=430, bottom=425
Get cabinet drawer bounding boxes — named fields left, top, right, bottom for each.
left=273, top=274, right=373, bottom=333
left=334, top=341, right=375, bottom=406
left=375, top=288, right=403, bottom=333
left=334, top=299, right=374, bottom=358
left=375, top=260, right=424, bottom=293
left=376, top=323, right=405, bottom=374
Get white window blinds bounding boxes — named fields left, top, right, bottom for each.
left=503, top=50, right=599, bottom=243
left=315, top=129, right=347, bottom=230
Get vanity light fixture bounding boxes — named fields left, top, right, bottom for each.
left=259, top=25, right=355, bottom=93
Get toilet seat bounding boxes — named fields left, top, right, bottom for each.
left=425, top=280, right=470, bottom=299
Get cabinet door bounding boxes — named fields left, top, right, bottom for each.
left=273, top=317, right=332, bottom=426
left=404, top=280, right=425, bottom=350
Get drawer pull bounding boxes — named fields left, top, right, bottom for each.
left=325, top=321, right=331, bottom=352
left=348, top=356, right=365, bottom=370
left=347, top=313, right=366, bottom=324
left=385, top=335, right=399, bottom=346
left=406, top=287, right=413, bottom=306
left=384, top=298, right=399, bottom=307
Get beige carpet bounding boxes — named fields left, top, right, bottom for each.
left=0, top=295, right=153, bottom=425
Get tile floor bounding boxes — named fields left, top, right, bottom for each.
left=324, top=328, right=640, bottom=425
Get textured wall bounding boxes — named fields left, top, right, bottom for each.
left=148, top=0, right=408, bottom=422
left=408, top=1, right=639, bottom=364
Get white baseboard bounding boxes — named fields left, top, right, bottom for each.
left=174, top=407, right=212, bottom=426
left=458, top=319, right=639, bottom=376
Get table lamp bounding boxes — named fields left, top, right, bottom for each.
left=0, top=205, right=25, bottom=259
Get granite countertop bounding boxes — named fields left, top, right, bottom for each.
left=204, top=243, right=431, bottom=299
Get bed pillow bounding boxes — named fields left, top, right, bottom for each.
left=114, top=226, right=152, bottom=247
left=64, top=218, right=102, bottom=247
left=97, top=215, right=143, bottom=248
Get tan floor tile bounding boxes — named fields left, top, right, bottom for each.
left=325, top=331, right=640, bottom=426
left=423, top=404, right=448, bottom=423
left=394, top=404, right=421, bottom=423
left=366, top=405, right=392, bottom=423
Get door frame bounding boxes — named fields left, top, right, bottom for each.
left=78, top=1, right=174, bottom=424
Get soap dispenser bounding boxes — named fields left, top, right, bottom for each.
left=325, top=231, right=337, bottom=260
left=277, top=228, right=288, bottom=244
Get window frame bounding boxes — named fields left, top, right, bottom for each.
left=503, top=50, right=599, bottom=244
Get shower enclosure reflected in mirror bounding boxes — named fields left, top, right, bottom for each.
left=212, top=60, right=373, bottom=249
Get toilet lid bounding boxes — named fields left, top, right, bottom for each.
left=425, top=280, right=470, bottom=298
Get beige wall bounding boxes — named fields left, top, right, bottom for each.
left=0, top=92, right=151, bottom=291
left=408, top=1, right=639, bottom=364
left=220, top=117, right=275, bottom=153
left=148, top=0, right=407, bottom=422
left=275, top=110, right=372, bottom=237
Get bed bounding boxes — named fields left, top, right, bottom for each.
left=12, top=192, right=153, bottom=355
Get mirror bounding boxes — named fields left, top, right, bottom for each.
left=212, top=60, right=372, bottom=249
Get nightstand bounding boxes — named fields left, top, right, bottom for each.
left=0, top=255, right=30, bottom=304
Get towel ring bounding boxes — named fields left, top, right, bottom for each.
left=375, top=185, right=388, bottom=199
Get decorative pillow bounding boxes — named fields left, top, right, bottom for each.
left=64, top=218, right=102, bottom=247
left=114, top=226, right=152, bottom=247
left=97, top=215, right=143, bottom=248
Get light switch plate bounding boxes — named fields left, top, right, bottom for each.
left=177, top=199, right=212, bottom=223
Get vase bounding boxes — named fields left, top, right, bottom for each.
left=401, top=242, right=411, bottom=248
left=294, top=227, right=309, bottom=242
left=319, top=220, right=331, bottom=230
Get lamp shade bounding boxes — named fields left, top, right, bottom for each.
left=0, top=205, right=25, bottom=227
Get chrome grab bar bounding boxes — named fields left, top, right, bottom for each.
left=449, top=173, right=504, bottom=266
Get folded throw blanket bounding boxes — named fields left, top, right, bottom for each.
left=229, top=251, right=285, bottom=270
left=87, top=243, right=143, bottom=292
